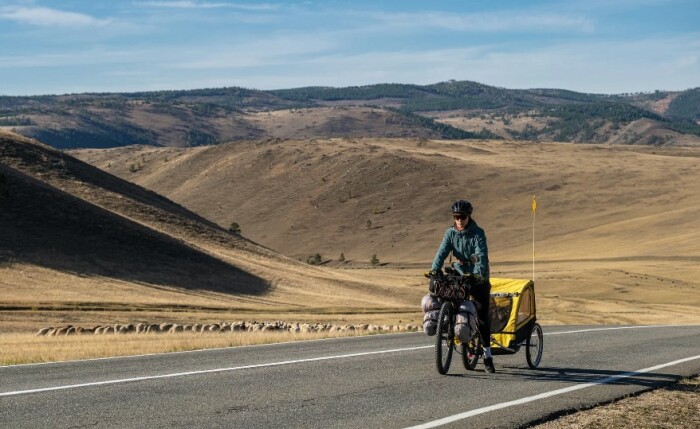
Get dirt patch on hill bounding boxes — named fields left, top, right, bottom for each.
left=647, top=92, right=681, bottom=116
left=246, top=107, right=439, bottom=139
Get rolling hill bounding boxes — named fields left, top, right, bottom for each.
left=71, top=136, right=700, bottom=326
left=69, top=137, right=700, bottom=264
left=3, top=125, right=700, bottom=338
left=0, top=131, right=424, bottom=332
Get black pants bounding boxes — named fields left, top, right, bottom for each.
left=471, top=280, right=491, bottom=345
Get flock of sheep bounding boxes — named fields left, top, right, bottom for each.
left=36, top=321, right=422, bottom=336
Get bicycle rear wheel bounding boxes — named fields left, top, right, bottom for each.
left=462, top=332, right=481, bottom=370
left=435, top=301, right=454, bottom=375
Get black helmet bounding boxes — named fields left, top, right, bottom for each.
left=451, top=199, right=473, bottom=215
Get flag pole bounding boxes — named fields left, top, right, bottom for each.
left=531, top=195, right=536, bottom=282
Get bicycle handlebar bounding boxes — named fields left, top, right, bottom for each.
left=425, top=270, right=481, bottom=300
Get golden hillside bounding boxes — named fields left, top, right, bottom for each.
left=72, top=137, right=700, bottom=326
left=3, top=128, right=700, bottom=340
left=74, top=138, right=700, bottom=261
left=0, top=131, right=423, bottom=334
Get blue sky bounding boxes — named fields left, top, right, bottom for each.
left=0, top=0, right=698, bottom=96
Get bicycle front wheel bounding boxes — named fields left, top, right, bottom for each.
left=435, top=301, right=454, bottom=375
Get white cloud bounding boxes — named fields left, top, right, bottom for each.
left=137, top=1, right=277, bottom=10
left=465, top=37, right=700, bottom=93
left=2, top=25, right=697, bottom=95
left=223, top=35, right=700, bottom=93
left=0, top=31, right=335, bottom=71
left=0, top=6, right=110, bottom=27
left=366, top=11, right=595, bottom=33
left=172, top=35, right=337, bottom=69
left=0, top=49, right=153, bottom=68
left=138, top=1, right=228, bottom=8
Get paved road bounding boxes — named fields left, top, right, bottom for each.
left=2, top=325, right=699, bottom=428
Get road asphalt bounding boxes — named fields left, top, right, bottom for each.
left=2, top=324, right=699, bottom=428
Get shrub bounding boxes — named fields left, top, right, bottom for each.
left=307, top=253, right=322, bottom=265
left=339, top=252, right=345, bottom=262
left=228, top=222, right=241, bottom=234
left=370, top=254, right=379, bottom=266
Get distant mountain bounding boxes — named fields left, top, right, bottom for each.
left=1, top=81, right=698, bottom=148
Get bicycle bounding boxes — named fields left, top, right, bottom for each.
left=426, top=269, right=483, bottom=375
left=425, top=271, right=544, bottom=375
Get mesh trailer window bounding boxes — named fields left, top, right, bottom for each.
left=517, top=287, right=532, bottom=325
left=489, top=296, right=512, bottom=333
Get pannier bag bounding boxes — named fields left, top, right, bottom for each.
left=422, top=293, right=441, bottom=336
left=454, top=300, right=479, bottom=343
left=421, top=293, right=441, bottom=313
left=423, top=310, right=440, bottom=336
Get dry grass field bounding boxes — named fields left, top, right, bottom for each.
left=0, top=330, right=384, bottom=366
left=533, top=375, right=700, bottom=429
left=3, top=130, right=700, bottom=365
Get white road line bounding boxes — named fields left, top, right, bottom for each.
left=404, top=354, right=700, bottom=429
left=545, top=324, right=697, bottom=336
left=0, top=345, right=432, bottom=397
left=3, top=325, right=699, bottom=397
left=5, top=324, right=698, bottom=370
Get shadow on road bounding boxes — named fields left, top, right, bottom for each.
left=492, top=365, right=682, bottom=390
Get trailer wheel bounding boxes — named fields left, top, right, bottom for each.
left=526, top=322, right=543, bottom=369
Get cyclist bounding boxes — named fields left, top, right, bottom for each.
left=429, top=199, right=495, bottom=373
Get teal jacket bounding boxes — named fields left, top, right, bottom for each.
left=431, top=219, right=490, bottom=280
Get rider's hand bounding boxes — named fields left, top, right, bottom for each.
left=424, top=269, right=442, bottom=278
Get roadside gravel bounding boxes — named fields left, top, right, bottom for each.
left=533, top=375, right=700, bottom=428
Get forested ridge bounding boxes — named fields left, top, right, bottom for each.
left=1, top=80, right=698, bottom=148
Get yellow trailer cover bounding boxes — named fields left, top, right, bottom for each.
left=489, top=278, right=535, bottom=350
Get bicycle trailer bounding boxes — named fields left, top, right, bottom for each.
left=489, top=278, right=543, bottom=368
